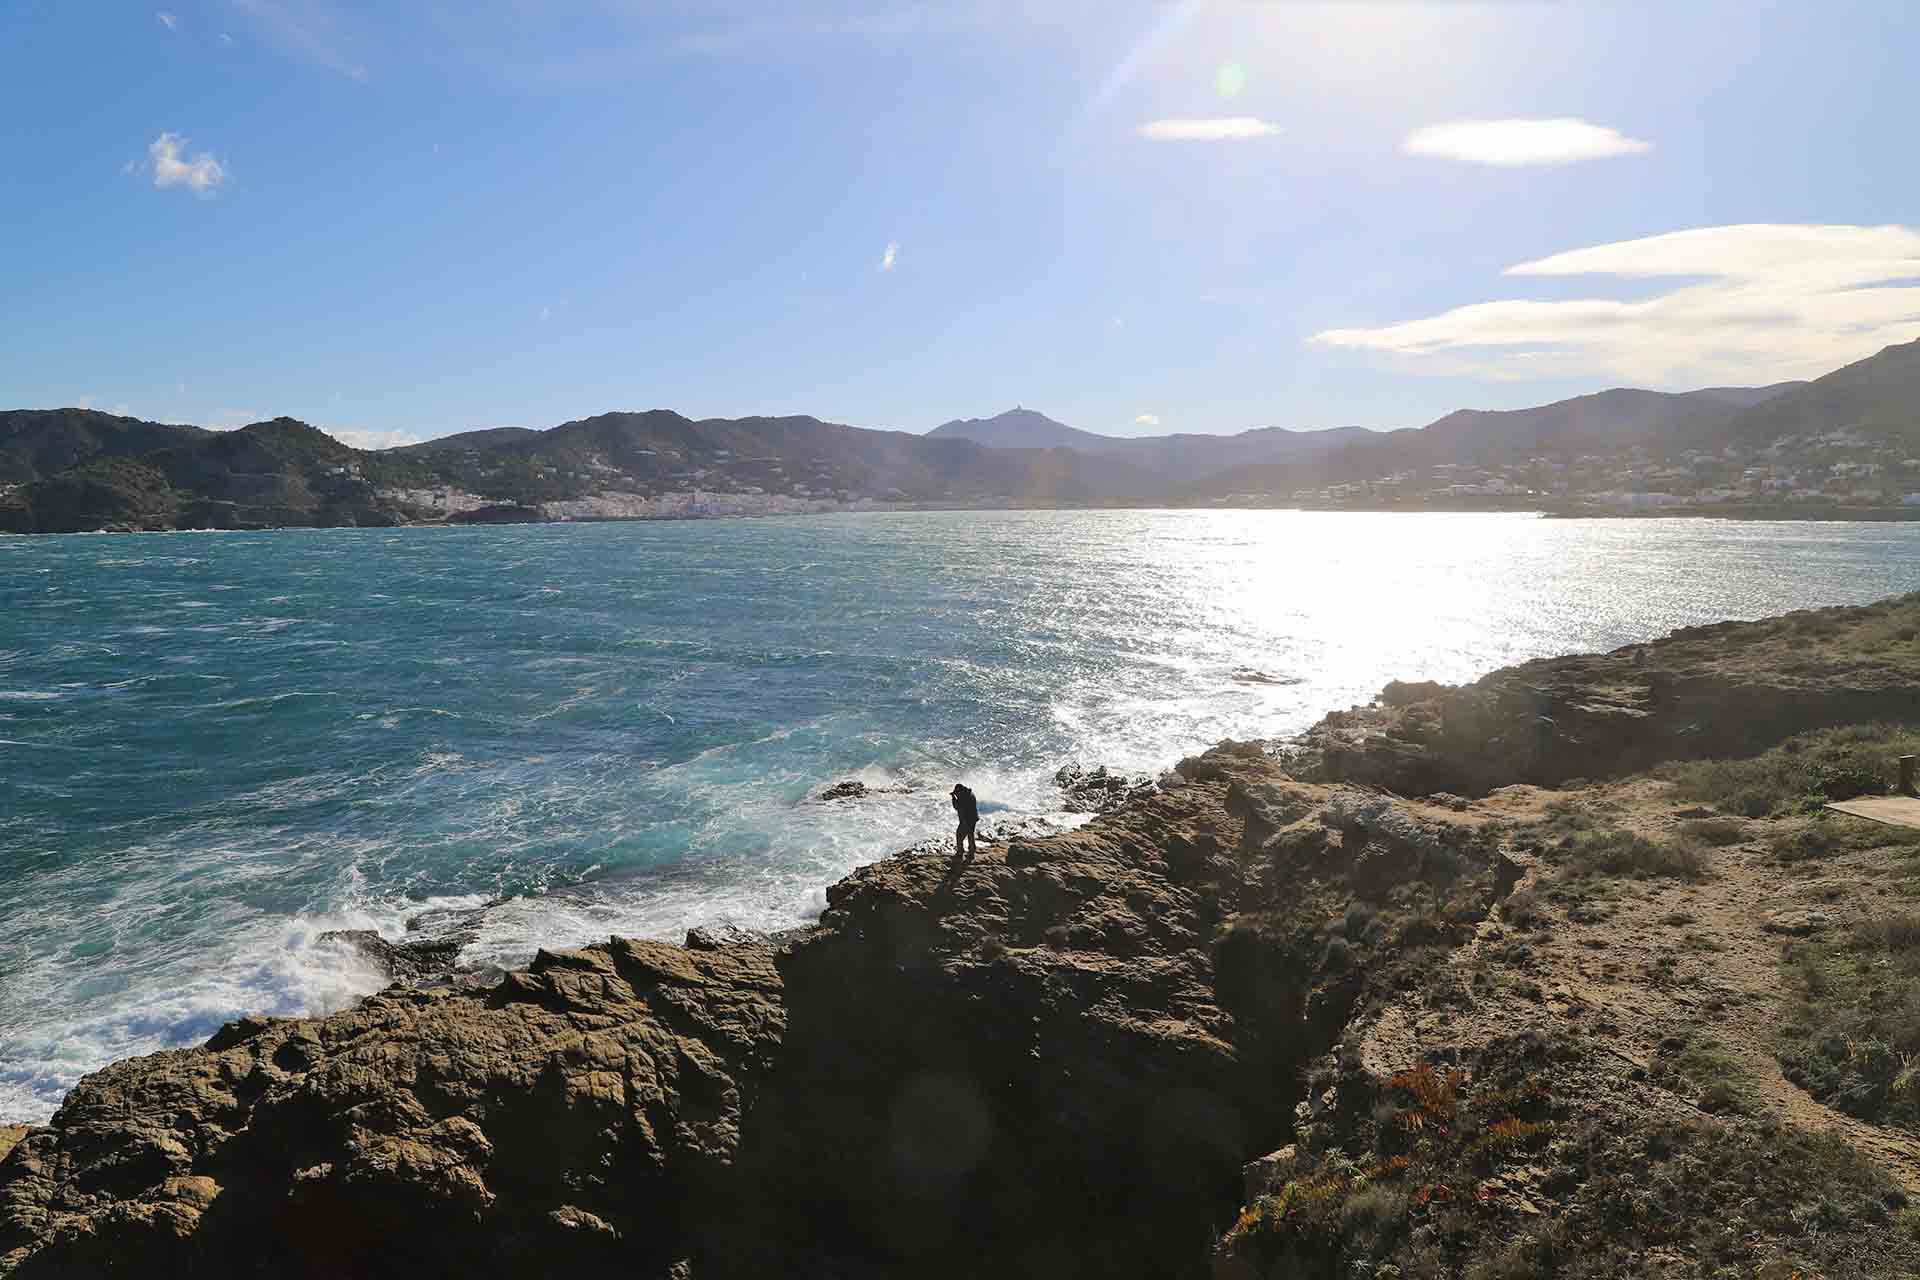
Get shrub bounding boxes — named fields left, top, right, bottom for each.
left=1660, top=723, right=1920, bottom=816
left=1769, top=815, right=1920, bottom=863
left=1778, top=912, right=1920, bottom=1129
left=1560, top=830, right=1706, bottom=881
left=1678, top=817, right=1745, bottom=846
left=1219, top=1036, right=1920, bottom=1280
left=1502, top=888, right=1543, bottom=929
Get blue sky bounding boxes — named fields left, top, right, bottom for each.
left=4, top=1, right=1919, bottom=445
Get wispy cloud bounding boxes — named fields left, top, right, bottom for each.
left=1138, top=116, right=1280, bottom=142
left=1401, top=118, right=1650, bottom=167
left=156, top=11, right=179, bottom=31
left=328, top=425, right=429, bottom=450
left=146, top=132, right=227, bottom=194
left=1310, top=224, right=1920, bottom=385
left=232, top=0, right=367, bottom=79
left=1133, top=413, right=1160, bottom=426
left=881, top=241, right=899, bottom=271
left=670, top=8, right=985, bottom=56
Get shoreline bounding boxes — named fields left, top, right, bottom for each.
left=9, top=594, right=1920, bottom=1277
left=12, top=499, right=1920, bottom=537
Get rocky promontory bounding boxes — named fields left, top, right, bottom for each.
left=7, top=596, right=1920, bottom=1277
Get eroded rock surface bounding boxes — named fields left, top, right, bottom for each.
left=0, top=939, right=783, bottom=1278
left=0, top=747, right=1506, bottom=1279
left=1055, top=762, right=1157, bottom=813
left=1292, top=596, right=1920, bottom=796
left=314, top=928, right=471, bottom=985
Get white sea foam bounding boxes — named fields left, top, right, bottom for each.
left=7, top=511, right=1920, bottom=1124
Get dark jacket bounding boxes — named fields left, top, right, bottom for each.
left=951, top=785, right=978, bottom=826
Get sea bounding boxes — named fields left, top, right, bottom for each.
left=3, top=509, right=1917, bottom=1122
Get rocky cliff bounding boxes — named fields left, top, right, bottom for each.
left=7, top=596, right=1920, bottom=1277
left=1291, top=595, right=1920, bottom=796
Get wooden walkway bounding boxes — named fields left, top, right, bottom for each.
left=1827, top=794, right=1920, bottom=828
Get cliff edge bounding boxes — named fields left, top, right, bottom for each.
left=8, top=596, right=1920, bottom=1276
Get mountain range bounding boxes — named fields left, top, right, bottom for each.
left=3, top=337, right=1918, bottom=533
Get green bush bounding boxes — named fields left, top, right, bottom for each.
left=1659, top=723, right=1920, bottom=817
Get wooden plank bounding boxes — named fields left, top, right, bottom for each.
left=1826, top=795, right=1920, bottom=828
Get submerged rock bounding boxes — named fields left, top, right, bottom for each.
left=316, top=928, right=468, bottom=985
left=1230, top=668, right=1300, bottom=687
left=814, top=779, right=909, bottom=802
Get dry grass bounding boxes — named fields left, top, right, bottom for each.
left=1219, top=1036, right=1920, bottom=1280
left=1659, top=723, right=1920, bottom=818
left=1779, top=912, right=1920, bottom=1131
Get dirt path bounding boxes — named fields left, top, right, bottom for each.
left=1358, top=779, right=1920, bottom=1195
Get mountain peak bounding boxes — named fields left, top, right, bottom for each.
left=926, top=408, right=1108, bottom=450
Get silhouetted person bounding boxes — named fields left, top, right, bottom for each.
left=950, top=783, right=979, bottom=860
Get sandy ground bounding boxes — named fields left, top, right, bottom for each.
left=1357, top=779, right=1920, bottom=1194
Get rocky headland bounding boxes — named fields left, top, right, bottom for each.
left=8, top=596, right=1920, bottom=1276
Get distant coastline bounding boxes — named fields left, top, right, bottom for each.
left=10, top=337, right=1920, bottom=533
left=14, top=495, right=1920, bottom=535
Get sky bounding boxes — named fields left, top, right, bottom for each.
left=4, top=1, right=1920, bottom=447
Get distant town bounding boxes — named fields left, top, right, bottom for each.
left=1236, top=429, right=1920, bottom=514
left=7, top=336, right=1920, bottom=533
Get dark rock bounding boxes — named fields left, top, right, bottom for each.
left=1230, top=668, right=1299, bottom=686
left=447, top=503, right=547, bottom=524
left=817, top=780, right=870, bottom=801
left=316, top=929, right=468, bottom=985
left=1055, top=763, right=1156, bottom=814
left=685, top=923, right=766, bottom=951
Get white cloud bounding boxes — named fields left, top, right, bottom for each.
left=328, top=426, right=430, bottom=450
left=147, top=132, right=226, bottom=194
left=881, top=241, right=899, bottom=271
left=1138, top=116, right=1280, bottom=142
left=156, top=12, right=178, bottom=30
left=1133, top=413, right=1160, bottom=426
left=220, top=32, right=233, bottom=44
left=1310, top=223, right=1920, bottom=385
left=1401, top=118, right=1650, bottom=167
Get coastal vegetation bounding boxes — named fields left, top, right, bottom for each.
left=1660, top=723, right=1920, bottom=817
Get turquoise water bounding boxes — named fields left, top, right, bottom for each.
left=3, top=509, right=1917, bottom=1121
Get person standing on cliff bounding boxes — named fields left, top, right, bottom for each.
left=950, top=783, right=979, bottom=861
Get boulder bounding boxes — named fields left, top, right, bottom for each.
left=315, top=928, right=468, bottom=985
left=0, top=939, right=785, bottom=1278
left=1055, top=763, right=1156, bottom=814
left=684, top=923, right=765, bottom=951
